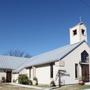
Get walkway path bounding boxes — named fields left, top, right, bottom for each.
left=10, top=83, right=43, bottom=90
left=10, top=83, right=57, bottom=90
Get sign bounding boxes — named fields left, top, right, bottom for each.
left=55, top=61, right=65, bottom=67
left=59, top=61, right=65, bottom=67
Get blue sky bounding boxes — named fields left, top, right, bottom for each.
left=0, top=0, right=90, bottom=56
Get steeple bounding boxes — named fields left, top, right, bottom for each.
left=69, top=21, right=87, bottom=44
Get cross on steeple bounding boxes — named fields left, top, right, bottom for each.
left=80, top=17, right=82, bottom=23
left=79, top=17, right=84, bottom=25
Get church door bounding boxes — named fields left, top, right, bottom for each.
left=81, top=64, right=89, bottom=82
left=6, top=71, right=12, bottom=82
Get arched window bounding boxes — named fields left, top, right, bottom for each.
left=81, top=50, right=89, bottom=63
left=81, top=29, right=85, bottom=35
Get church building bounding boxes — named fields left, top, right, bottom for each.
left=0, top=22, right=90, bottom=85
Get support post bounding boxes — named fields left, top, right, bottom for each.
left=58, top=70, right=61, bottom=87
left=32, top=66, right=36, bottom=78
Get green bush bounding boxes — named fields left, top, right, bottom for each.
left=29, top=80, right=33, bottom=85
left=50, top=80, right=56, bottom=87
left=18, top=74, right=29, bottom=85
left=1, top=77, right=6, bottom=83
left=33, top=77, right=38, bottom=85
left=13, top=79, right=18, bottom=83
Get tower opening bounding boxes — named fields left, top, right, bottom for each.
left=73, top=29, right=77, bottom=36
left=69, top=22, right=87, bottom=44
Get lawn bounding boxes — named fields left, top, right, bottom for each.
left=57, top=84, right=90, bottom=90
left=0, top=84, right=90, bottom=90
left=0, top=84, right=37, bottom=90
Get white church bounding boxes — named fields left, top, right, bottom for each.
left=0, top=22, right=90, bottom=85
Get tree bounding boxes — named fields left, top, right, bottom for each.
left=5, top=49, right=32, bottom=58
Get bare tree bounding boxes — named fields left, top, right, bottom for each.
left=5, top=49, right=32, bottom=58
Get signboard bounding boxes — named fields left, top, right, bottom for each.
left=59, top=61, right=65, bottom=67
left=55, top=61, right=65, bottom=67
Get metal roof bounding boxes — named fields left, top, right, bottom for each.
left=0, top=55, right=30, bottom=70
left=13, top=41, right=85, bottom=73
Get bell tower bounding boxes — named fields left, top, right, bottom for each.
left=69, top=22, right=87, bottom=44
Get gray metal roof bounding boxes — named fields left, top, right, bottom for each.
left=0, top=55, right=30, bottom=70
left=13, top=41, right=85, bottom=73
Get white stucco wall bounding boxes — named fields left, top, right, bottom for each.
left=12, top=73, right=19, bottom=83
left=36, top=66, right=50, bottom=84
left=0, top=72, right=6, bottom=82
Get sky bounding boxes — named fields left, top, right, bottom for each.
left=0, top=0, right=90, bottom=56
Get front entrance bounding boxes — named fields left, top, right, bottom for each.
left=81, top=64, right=89, bottom=82
left=6, top=71, right=12, bottom=82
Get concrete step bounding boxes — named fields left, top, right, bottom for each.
left=85, top=82, right=90, bottom=85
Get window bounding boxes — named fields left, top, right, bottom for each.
left=73, top=30, right=77, bottom=36
left=50, top=64, right=53, bottom=78
left=82, top=29, right=85, bottom=35
left=81, top=50, right=89, bottom=63
left=75, top=64, right=78, bottom=78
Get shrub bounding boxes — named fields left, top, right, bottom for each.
left=33, top=77, right=38, bottom=85
left=1, top=77, right=6, bottom=83
left=79, top=77, right=84, bottom=85
left=18, top=74, right=29, bottom=85
left=50, top=80, right=56, bottom=87
left=29, top=80, right=33, bottom=85
left=13, top=79, right=18, bottom=83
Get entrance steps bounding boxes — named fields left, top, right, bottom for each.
left=85, top=82, right=90, bottom=85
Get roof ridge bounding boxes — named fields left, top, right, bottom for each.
left=14, top=40, right=86, bottom=73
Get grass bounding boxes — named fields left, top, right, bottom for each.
left=56, top=84, right=90, bottom=90
left=0, top=84, right=90, bottom=90
left=38, top=84, right=49, bottom=88
left=0, top=84, right=37, bottom=90
left=82, top=85, right=90, bottom=89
